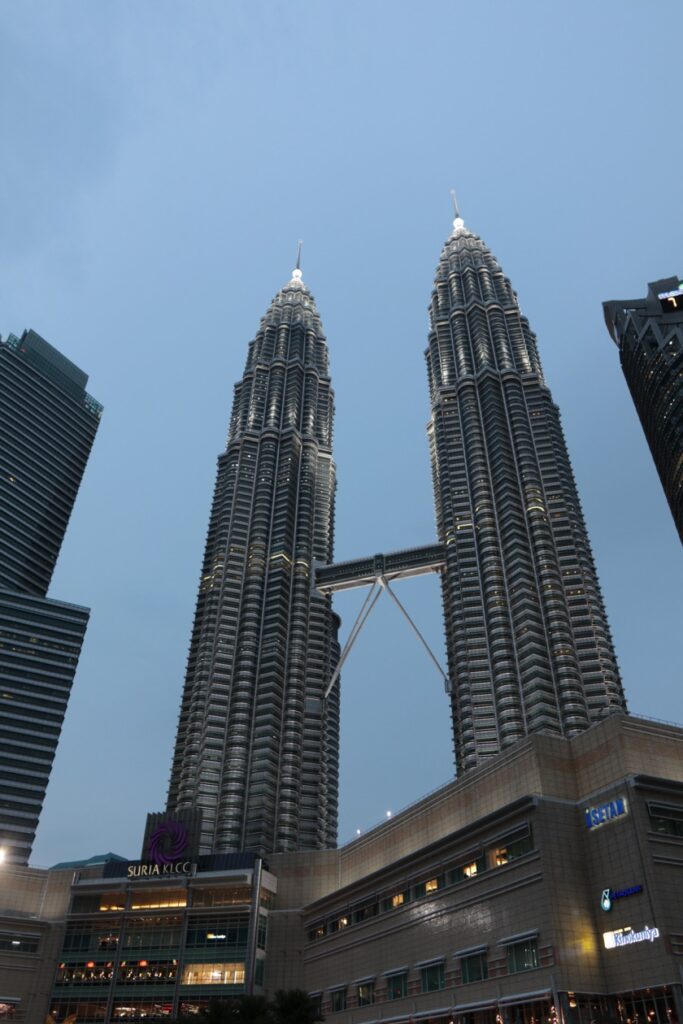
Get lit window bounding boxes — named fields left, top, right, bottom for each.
left=357, top=982, right=374, bottom=1006
left=181, top=961, right=245, bottom=985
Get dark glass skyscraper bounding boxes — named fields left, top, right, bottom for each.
left=0, top=329, right=101, bottom=863
left=427, top=215, right=625, bottom=771
left=167, top=265, right=340, bottom=855
left=603, top=277, right=683, bottom=543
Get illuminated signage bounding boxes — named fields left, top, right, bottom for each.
left=584, top=797, right=627, bottom=830
left=127, top=860, right=194, bottom=879
left=603, top=925, right=660, bottom=949
left=658, top=284, right=683, bottom=312
left=600, top=884, right=643, bottom=912
left=147, top=820, right=189, bottom=866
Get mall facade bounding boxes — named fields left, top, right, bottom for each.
left=0, top=712, right=679, bottom=1021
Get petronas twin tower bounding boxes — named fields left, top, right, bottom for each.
left=166, top=211, right=626, bottom=856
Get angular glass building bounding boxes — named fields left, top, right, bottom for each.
left=426, top=215, right=625, bottom=771
left=167, top=264, right=341, bottom=855
left=0, top=329, right=101, bottom=863
left=603, top=277, right=683, bottom=543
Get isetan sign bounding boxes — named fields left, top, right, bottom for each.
left=584, top=796, right=628, bottom=830
left=127, top=860, right=193, bottom=879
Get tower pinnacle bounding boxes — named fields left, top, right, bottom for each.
left=450, top=189, right=465, bottom=234
left=290, top=240, right=304, bottom=286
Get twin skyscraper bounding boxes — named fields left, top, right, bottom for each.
left=164, top=211, right=627, bottom=857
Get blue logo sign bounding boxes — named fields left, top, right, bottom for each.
left=600, top=884, right=643, bottom=912
left=584, top=797, right=627, bottom=830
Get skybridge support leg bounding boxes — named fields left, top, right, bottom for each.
left=381, top=577, right=451, bottom=692
left=323, top=581, right=383, bottom=700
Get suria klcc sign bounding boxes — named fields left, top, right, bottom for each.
left=127, top=820, right=195, bottom=879
left=584, top=796, right=628, bottom=830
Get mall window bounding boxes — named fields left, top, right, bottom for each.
left=308, top=924, right=325, bottom=941
left=415, top=876, right=442, bottom=898
left=71, top=892, right=124, bottom=914
left=386, top=972, right=407, bottom=1000
left=192, top=885, right=252, bottom=907
left=493, top=828, right=533, bottom=867
left=461, top=952, right=488, bottom=983
left=118, top=959, right=177, bottom=984
left=130, top=889, right=187, bottom=911
left=330, top=989, right=347, bottom=1012
left=357, top=982, right=374, bottom=1006
left=382, top=890, right=409, bottom=911
left=449, top=855, right=486, bottom=884
left=353, top=902, right=378, bottom=923
left=257, top=914, right=268, bottom=949
left=255, top=959, right=265, bottom=986
left=186, top=914, right=249, bottom=949
left=56, top=961, right=115, bottom=985
left=0, top=932, right=39, bottom=954
left=648, top=802, right=683, bottom=838
left=62, top=922, right=121, bottom=953
left=180, top=962, right=245, bottom=985
left=328, top=914, right=349, bottom=933
left=420, top=962, right=445, bottom=992
left=507, top=938, right=539, bottom=973
left=123, top=915, right=182, bottom=951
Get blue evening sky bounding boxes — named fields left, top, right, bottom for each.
left=0, top=1, right=680, bottom=866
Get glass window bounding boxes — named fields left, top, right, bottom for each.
left=493, top=830, right=533, bottom=867
left=352, top=902, right=377, bottom=923
left=382, top=890, right=409, bottom=911
left=118, top=959, right=178, bottom=985
left=185, top=914, right=249, bottom=950
left=330, top=989, right=346, bottom=1012
left=386, top=972, right=407, bottom=1000
left=257, top=914, right=268, bottom=950
left=328, top=914, right=349, bottom=933
left=461, top=952, right=488, bottom=983
left=123, top=915, right=183, bottom=951
left=507, top=939, right=539, bottom=973
left=130, top=889, right=187, bottom=911
left=191, top=886, right=252, bottom=907
left=415, top=876, right=442, bottom=898
left=449, top=855, right=485, bottom=883
left=180, top=962, right=245, bottom=985
left=420, top=963, right=445, bottom=992
left=357, top=982, right=374, bottom=1006
left=0, top=932, right=39, bottom=953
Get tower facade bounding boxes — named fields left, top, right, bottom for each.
left=167, top=266, right=340, bottom=855
left=603, top=277, right=683, bottom=542
left=0, top=329, right=101, bottom=862
left=426, top=216, right=625, bottom=772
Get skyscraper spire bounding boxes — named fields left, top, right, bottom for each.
left=426, top=214, right=625, bottom=771
left=167, top=266, right=340, bottom=854
left=290, top=240, right=304, bottom=286
left=450, top=189, right=465, bottom=233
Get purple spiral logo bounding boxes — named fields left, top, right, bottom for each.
left=147, top=821, right=189, bottom=866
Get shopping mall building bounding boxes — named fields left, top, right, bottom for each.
left=0, top=713, right=680, bottom=1023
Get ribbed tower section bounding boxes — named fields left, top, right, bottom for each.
left=426, top=216, right=625, bottom=773
left=167, top=266, right=340, bottom=855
